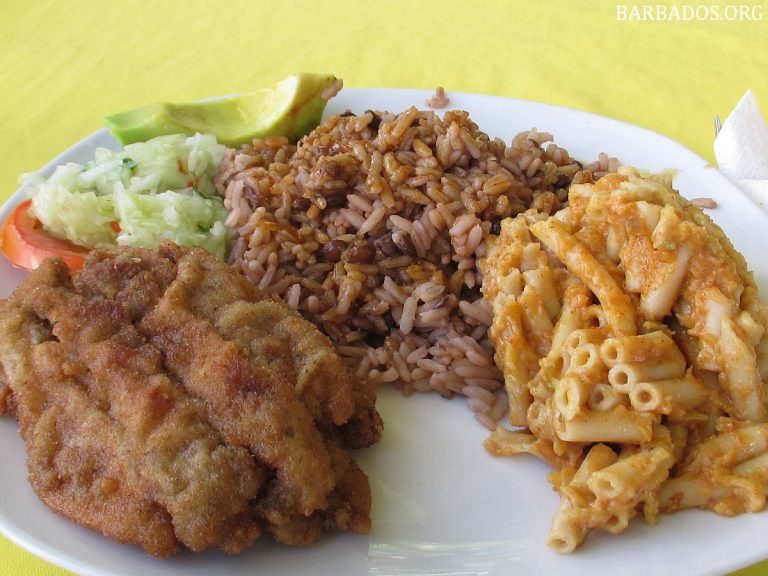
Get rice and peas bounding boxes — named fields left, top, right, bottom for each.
left=215, top=106, right=612, bottom=429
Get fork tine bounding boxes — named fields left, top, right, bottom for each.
left=714, top=115, right=722, bottom=136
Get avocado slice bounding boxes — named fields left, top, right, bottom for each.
left=104, top=73, right=341, bottom=147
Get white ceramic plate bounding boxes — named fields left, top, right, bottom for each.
left=1, top=89, right=767, bottom=576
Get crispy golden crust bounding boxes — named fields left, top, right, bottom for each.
left=83, top=341, right=264, bottom=552
left=0, top=242, right=382, bottom=556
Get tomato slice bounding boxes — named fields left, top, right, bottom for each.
left=0, top=199, right=89, bottom=271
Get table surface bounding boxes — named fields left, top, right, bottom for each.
left=1, top=0, right=766, bottom=574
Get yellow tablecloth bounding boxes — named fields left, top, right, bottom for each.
left=0, top=0, right=766, bottom=574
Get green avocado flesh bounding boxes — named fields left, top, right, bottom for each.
left=104, top=73, right=339, bottom=147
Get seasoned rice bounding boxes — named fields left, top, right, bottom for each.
left=215, top=107, right=604, bottom=429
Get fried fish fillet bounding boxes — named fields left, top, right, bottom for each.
left=0, top=242, right=382, bottom=556
left=138, top=249, right=382, bottom=531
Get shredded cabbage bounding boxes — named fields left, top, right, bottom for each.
left=25, top=133, right=229, bottom=259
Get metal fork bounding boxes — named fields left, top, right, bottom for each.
left=714, top=115, right=723, bottom=136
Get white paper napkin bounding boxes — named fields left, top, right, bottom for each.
left=713, top=90, right=768, bottom=213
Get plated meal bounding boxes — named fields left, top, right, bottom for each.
left=1, top=78, right=768, bottom=575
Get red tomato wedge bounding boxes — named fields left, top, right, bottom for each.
left=0, top=199, right=89, bottom=271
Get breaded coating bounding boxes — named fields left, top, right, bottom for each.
left=73, top=242, right=184, bottom=321
left=210, top=300, right=356, bottom=428
left=28, top=388, right=179, bottom=557
left=139, top=253, right=369, bottom=520
left=262, top=439, right=373, bottom=545
left=0, top=242, right=382, bottom=556
left=213, top=297, right=383, bottom=449
left=337, top=374, right=384, bottom=450
left=83, top=341, right=263, bottom=553
left=0, top=262, right=179, bottom=556
left=141, top=290, right=336, bottom=518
